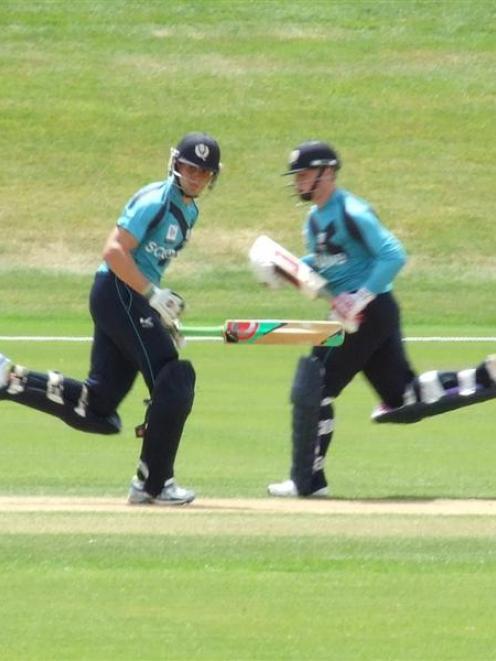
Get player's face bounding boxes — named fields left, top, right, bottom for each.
left=294, top=168, right=320, bottom=202
left=176, top=162, right=213, bottom=198
left=294, top=169, right=320, bottom=197
left=294, top=167, right=335, bottom=204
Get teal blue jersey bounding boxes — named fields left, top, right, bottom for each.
left=302, top=189, right=406, bottom=296
left=98, top=177, right=199, bottom=285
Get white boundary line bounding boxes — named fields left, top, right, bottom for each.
left=0, top=335, right=495, bottom=343
left=406, top=337, right=496, bottom=343
left=0, top=336, right=93, bottom=342
left=0, top=335, right=221, bottom=342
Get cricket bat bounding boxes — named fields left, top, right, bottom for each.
left=249, top=235, right=330, bottom=300
left=180, top=320, right=344, bottom=347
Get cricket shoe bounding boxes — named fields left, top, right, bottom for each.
left=0, top=354, right=12, bottom=391
left=155, top=478, right=196, bottom=505
left=128, top=476, right=154, bottom=505
left=128, top=476, right=196, bottom=506
left=267, top=479, right=329, bottom=498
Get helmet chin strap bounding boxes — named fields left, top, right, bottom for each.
left=299, top=167, right=325, bottom=202
left=168, top=150, right=193, bottom=197
left=171, top=171, right=190, bottom=196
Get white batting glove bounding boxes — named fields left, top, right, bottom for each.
left=250, top=256, right=286, bottom=289
left=146, top=286, right=185, bottom=328
left=169, top=319, right=187, bottom=351
left=332, top=288, right=375, bottom=333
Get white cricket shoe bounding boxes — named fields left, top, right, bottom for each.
left=155, top=478, right=196, bottom=505
left=0, top=354, right=12, bottom=390
left=127, top=476, right=154, bottom=505
left=267, top=479, right=329, bottom=498
left=128, top=476, right=195, bottom=506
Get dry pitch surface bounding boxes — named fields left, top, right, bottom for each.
left=0, top=496, right=495, bottom=515
left=0, top=497, right=495, bottom=537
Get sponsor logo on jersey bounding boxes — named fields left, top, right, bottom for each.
left=315, top=231, right=347, bottom=268
left=145, top=241, right=177, bottom=260
left=315, top=252, right=347, bottom=269
left=166, top=224, right=178, bottom=241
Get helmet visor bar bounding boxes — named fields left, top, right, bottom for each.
left=282, top=158, right=339, bottom=175
left=176, top=155, right=220, bottom=174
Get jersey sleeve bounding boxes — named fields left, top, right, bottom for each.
left=344, top=196, right=407, bottom=293
left=301, top=218, right=317, bottom=269
left=117, top=195, right=162, bottom=244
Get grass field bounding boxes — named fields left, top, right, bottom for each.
left=1, top=520, right=495, bottom=660
left=1, top=340, right=496, bottom=659
left=1, top=1, right=495, bottom=659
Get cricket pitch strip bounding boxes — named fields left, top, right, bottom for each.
left=1, top=496, right=495, bottom=537
left=0, top=496, right=495, bottom=515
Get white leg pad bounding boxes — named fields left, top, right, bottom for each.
left=318, top=418, right=334, bottom=436
left=485, top=355, right=496, bottom=384
left=313, top=455, right=325, bottom=472
left=47, top=371, right=64, bottom=404
left=403, top=383, right=417, bottom=406
left=419, top=371, right=444, bottom=404
left=458, top=368, right=477, bottom=396
left=7, top=365, right=27, bottom=395
left=74, top=384, right=88, bottom=418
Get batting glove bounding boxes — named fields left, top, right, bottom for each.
left=250, top=255, right=287, bottom=290
left=332, top=288, right=375, bottom=333
left=169, top=319, right=187, bottom=351
left=146, top=286, right=185, bottom=328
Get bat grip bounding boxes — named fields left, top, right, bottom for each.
left=179, top=325, right=224, bottom=339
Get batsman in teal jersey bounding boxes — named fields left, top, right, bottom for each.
left=265, top=140, right=496, bottom=498
left=0, top=132, right=221, bottom=505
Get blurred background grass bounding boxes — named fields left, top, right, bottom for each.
left=1, top=0, right=494, bottom=329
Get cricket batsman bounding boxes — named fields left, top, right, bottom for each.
left=251, top=140, right=496, bottom=498
left=0, top=132, right=222, bottom=505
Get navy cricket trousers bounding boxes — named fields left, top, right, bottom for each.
left=86, top=272, right=178, bottom=417
left=313, top=292, right=416, bottom=408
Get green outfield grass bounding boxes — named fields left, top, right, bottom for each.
left=1, top=1, right=495, bottom=659
left=1, top=340, right=496, bottom=499
left=1, top=339, right=496, bottom=660
left=0, top=530, right=495, bottom=660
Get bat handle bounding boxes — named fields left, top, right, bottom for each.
left=179, top=325, right=224, bottom=339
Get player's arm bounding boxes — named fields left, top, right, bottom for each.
left=102, top=226, right=150, bottom=295
left=352, top=206, right=407, bottom=293
left=332, top=206, right=406, bottom=332
left=102, top=227, right=184, bottom=328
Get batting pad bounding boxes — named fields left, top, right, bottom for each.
left=372, top=385, right=496, bottom=424
left=290, top=356, right=322, bottom=494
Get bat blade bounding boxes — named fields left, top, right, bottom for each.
left=223, top=320, right=343, bottom=346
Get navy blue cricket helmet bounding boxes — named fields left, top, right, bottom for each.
left=172, top=132, right=221, bottom=173
left=283, top=140, right=341, bottom=175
